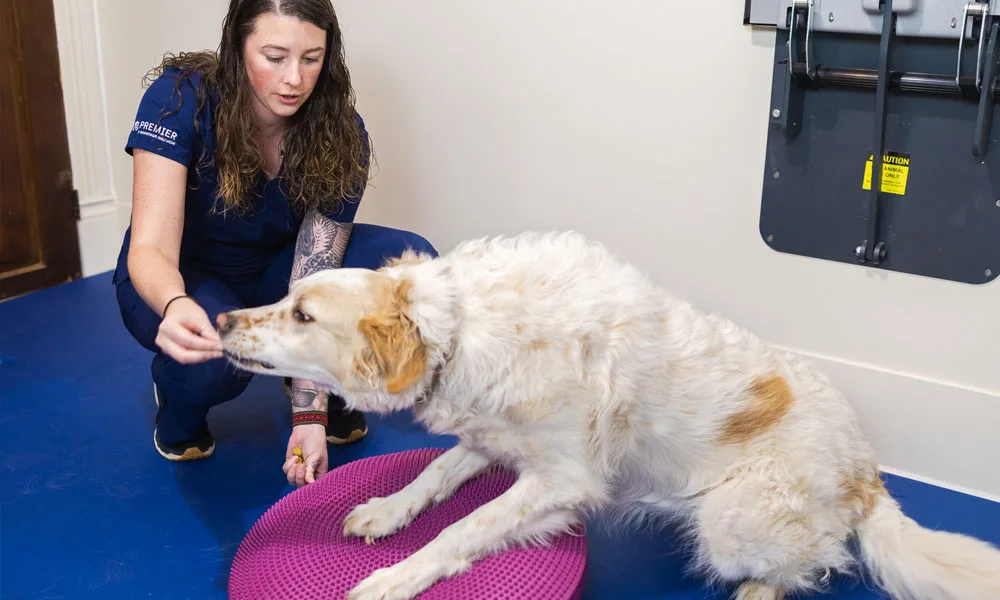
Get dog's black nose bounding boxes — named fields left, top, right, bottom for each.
left=217, top=312, right=236, bottom=335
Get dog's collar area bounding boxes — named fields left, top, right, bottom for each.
left=415, top=360, right=446, bottom=405
left=414, top=336, right=455, bottom=406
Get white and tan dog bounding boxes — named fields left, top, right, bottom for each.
left=218, top=231, right=1000, bottom=600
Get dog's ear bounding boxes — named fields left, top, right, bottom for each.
left=357, top=278, right=427, bottom=394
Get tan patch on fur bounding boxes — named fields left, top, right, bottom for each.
left=356, top=278, right=427, bottom=394
left=719, top=373, right=795, bottom=445
left=530, top=338, right=548, bottom=351
left=611, top=405, right=630, bottom=432
left=350, top=354, right=379, bottom=384
left=840, top=466, right=888, bottom=520
left=580, top=334, right=592, bottom=362
left=506, top=397, right=551, bottom=425
left=587, top=403, right=632, bottom=442
left=668, top=359, right=694, bottom=377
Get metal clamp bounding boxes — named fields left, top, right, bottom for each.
left=788, top=0, right=816, bottom=79
left=957, top=1, right=989, bottom=90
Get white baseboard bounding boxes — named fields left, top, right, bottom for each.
left=878, top=465, right=1000, bottom=504
left=777, top=345, right=1000, bottom=500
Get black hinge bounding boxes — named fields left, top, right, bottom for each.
left=72, top=189, right=80, bottom=220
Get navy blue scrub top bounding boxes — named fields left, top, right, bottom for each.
left=113, top=66, right=367, bottom=287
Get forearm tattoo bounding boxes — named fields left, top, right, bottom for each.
left=290, top=209, right=352, bottom=286
left=290, top=382, right=317, bottom=408
left=290, top=379, right=329, bottom=413
left=289, top=209, right=352, bottom=411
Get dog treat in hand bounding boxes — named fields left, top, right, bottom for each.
left=292, top=447, right=304, bottom=464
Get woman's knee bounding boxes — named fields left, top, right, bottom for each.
left=344, top=223, right=439, bottom=270
left=392, top=228, right=438, bottom=258
left=115, top=278, right=161, bottom=353
left=153, top=354, right=253, bottom=407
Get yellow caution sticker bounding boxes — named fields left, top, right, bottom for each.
left=863, top=151, right=910, bottom=195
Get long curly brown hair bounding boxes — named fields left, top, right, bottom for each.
left=144, top=0, right=370, bottom=216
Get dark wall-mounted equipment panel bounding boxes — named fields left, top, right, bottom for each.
left=757, top=0, right=1000, bottom=285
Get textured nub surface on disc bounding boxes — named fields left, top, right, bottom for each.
left=229, top=448, right=588, bottom=600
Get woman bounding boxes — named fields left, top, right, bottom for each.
left=112, top=0, right=435, bottom=486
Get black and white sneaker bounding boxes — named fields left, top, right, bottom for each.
left=325, top=394, right=368, bottom=445
left=153, top=424, right=216, bottom=461
left=152, top=384, right=216, bottom=461
left=283, top=377, right=367, bottom=445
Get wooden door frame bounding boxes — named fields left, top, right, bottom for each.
left=0, top=0, right=81, bottom=300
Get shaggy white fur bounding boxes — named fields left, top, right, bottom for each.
left=219, top=231, right=1000, bottom=600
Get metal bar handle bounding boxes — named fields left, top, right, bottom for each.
left=788, top=0, right=816, bottom=78
left=957, top=2, right=990, bottom=90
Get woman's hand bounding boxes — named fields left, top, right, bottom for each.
left=154, top=297, right=224, bottom=364
left=284, top=424, right=329, bottom=486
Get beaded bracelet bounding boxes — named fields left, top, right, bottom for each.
left=291, top=410, right=328, bottom=427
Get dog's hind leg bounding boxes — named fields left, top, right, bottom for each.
left=690, top=460, right=853, bottom=599
left=346, top=472, right=589, bottom=600
left=343, top=444, right=491, bottom=541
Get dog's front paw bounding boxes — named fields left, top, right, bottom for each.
left=343, top=494, right=420, bottom=542
left=346, top=560, right=440, bottom=600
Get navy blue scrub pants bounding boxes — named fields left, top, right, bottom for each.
left=114, top=224, right=437, bottom=445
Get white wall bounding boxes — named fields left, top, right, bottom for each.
left=96, top=0, right=229, bottom=239
left=60, top=0, right=1000, bottom=498
left=52, top=0, right=117, bottom=277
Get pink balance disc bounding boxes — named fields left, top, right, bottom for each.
left=229, top=448, right=588, bottom=599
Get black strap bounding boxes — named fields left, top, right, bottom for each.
left=162, top=294, right=191, bottom=316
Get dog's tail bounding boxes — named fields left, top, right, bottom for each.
left=855, top=490, right=1000, bottom=600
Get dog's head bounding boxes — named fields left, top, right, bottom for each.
left=217, top=253, right=455, bottom=414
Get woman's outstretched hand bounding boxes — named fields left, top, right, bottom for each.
left=155, top=297, right=224, bottom=364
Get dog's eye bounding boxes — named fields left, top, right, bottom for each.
left=293, top=307, right=313, bottom=323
